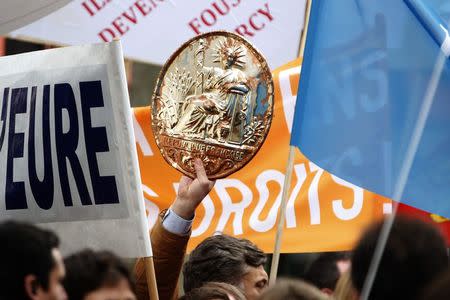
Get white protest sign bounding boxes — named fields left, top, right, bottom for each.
left=0, top=41, right=151, bottom=258
left=0, top=0, right=73, bottom=35
left=11, top=0, right=306, bottom=68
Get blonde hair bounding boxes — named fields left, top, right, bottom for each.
left=333, top=271, right=357, bottom=300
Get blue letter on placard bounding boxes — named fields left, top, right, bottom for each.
left=80, top=81, right=119, bottom=204
left=54, top=83, right=92, bottom=206
left=6, top=88, right=28, bottom=210
left=28, top=86, right=54, bottom=209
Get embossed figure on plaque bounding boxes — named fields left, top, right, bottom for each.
left=173, top=38, right=249, bottom=144
left=152, top=31, right=274, bottom=179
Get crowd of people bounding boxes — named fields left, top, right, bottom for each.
left=1, top=159, right=449, bottom=300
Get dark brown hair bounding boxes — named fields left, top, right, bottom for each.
left=0, top=221, right=59, bottom=299
left=183, top=234, right=266, bottom=292
left=64, top=249, right=135, bottom=300
left=179, top=282, right=246, bottom=300
left=304, top=251, right=351, bottom=291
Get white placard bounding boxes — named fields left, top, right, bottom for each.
left=0, top=41, right=151, bottom=258
left=11, top=0, right=306, bottom=69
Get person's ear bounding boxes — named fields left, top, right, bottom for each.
left=24, top=274, right=40, bottom=299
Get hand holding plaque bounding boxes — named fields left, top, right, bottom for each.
left=152, top=31, right=274, bottom=179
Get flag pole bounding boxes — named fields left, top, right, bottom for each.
left=145, top=256, right=160, bottom=300
left=269, top=0, right=312, bottom=285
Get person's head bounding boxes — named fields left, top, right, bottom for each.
left=258, top=278, right=329, bottom=300
left=304, top=251, right=351, bottom=295
left=351, top=216, right=448, bottom=300
left=64, top=249, right=135, bottom=300
left=0, top=221, right=67, bottom=300
left=183, top=234, right=267, bottom=300
left=179, top=282, right=246, bottom=300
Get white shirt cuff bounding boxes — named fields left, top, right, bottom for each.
left=161, top=208, right=193, bottom=236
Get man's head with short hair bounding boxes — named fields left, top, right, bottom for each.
left=179, top=282, right=246, bottom=300
left=0, top=221, right=67, bottom=300
left=258, top=278, right=328, bottom=300
left=183, top=234, right=267, bottom=300
left=64, top=249, right=136, bottom=300
left=304, top=251, right=351, bottom=295
left=351, top=216, right=448, bottom=300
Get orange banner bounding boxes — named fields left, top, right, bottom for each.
left=133, top=58, right=447, bottom=253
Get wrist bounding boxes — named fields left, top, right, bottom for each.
left=171, top=198, right=195, bottom=220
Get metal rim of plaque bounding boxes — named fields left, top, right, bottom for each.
left=151, top=31, right=274, bottom=179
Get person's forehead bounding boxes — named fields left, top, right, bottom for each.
left=243, top=265, right=268, bottom=280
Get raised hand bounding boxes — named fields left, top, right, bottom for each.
left=171, top=159, right=216, bottom=219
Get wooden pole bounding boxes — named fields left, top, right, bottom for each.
left=0, top=37, right=5, bottom=56
left=269, top=0, right=312, bottom=285
left=298, top=0, right=312, bottom=59
left=269, top=147, right=295, bottom=285
left=145, top=256, right=160, bottom=300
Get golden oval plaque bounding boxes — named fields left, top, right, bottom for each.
left=152, top=31, right=274, bottom=179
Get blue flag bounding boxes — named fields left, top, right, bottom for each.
left=291, top=0, right=450, bottom=218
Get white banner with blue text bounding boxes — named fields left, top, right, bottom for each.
left=0, top=41, right=151, bottom=257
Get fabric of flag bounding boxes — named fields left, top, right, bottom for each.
left=290, top=0, right=450, bottom=218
